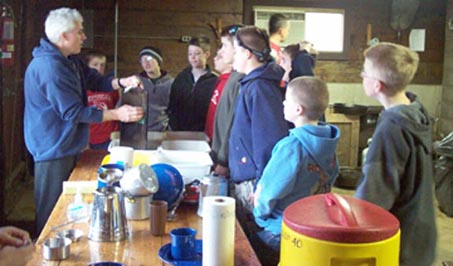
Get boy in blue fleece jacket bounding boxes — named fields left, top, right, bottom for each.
left=253, top=76, right=339, bottom=256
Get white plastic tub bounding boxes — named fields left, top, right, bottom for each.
left=160, top=140, right=211, bottom=153
left=134, top=150, right=213, bottom=183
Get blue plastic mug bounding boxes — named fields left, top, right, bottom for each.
left=170, top=227, right=197, bottom=260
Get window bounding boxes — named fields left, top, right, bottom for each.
left=305, top=12, right=344, bottom=52
left=253, top=6, right=345, bottom=54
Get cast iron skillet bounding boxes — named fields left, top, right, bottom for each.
left=332, top=103, right=368, bottom=115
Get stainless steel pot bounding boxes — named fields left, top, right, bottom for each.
left=124, top=193, right=152, bottom=220
left=197, top=175, right=228, bottom=217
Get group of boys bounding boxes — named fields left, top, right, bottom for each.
left=22, top=7, right=437, bottom=266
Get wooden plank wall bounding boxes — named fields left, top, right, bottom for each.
left=440, top=0, right=453, bottom=136
left=21, top=0, right=244, bottom=78
left=21, top=0, right=447, bottom=82
left=1, top=0, right=28, bottom=219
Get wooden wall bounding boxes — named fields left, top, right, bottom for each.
left=440, top=0, right=453, bottom=136
left=21, top=0, right=244, bottom=78
left=20, top=0, right=447, bottom=82
left=1, top=0, right=29, bottom=220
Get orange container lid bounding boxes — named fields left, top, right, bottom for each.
left=283, top=193, right=399, bottom=243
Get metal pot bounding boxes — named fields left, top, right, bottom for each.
left=124, top=193, right=152, bottom=220
left=197, top=175, right=228, bottom=217
left=332, top=103, right=368, bottom=115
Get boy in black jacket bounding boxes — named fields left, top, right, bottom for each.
left=168, top=35, right=218, bottom=131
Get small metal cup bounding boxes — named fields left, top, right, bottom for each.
left=43, top=237, right=72, bottom=260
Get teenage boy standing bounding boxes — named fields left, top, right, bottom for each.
left=355, top=42, right=437, bottom=266
left=168, top=36, right=218, bottom=131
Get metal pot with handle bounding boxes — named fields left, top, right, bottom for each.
left=197, top=174, right=228, bottom=217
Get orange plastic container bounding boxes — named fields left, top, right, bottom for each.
left=280, top=193, right=400, bottom=266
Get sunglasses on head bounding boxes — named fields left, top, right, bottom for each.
left=228, top=25, right=243, bottom=36
left=236, top=27, right=270, bottom=62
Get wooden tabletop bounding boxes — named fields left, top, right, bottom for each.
left=27, top=150, right=261, bottom=266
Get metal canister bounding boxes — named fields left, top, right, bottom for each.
left=124, top=193, right=152, bottom=220
left=197, top=175, right=228, bottom=217
left=89, top=186, right=128, bottom=242
left=97, top=164, right=123, bottom=188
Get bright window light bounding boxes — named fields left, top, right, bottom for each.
left=305, top=12, right=344, bottom=52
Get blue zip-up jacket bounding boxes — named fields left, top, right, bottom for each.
left=24, top=38, right=113, bottom=162
left=229, top=62, right=288, bottom=183
left=254, top=124, right=340, bottom=234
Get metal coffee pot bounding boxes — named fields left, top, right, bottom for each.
left=88, top=186, right=128, bottom=242
left=197, top=174, right=228, bottom=217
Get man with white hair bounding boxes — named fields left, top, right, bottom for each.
left=24, top=7, right=144, bottom=234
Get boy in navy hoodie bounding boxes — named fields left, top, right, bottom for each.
left=253, top=77, right=339, bottom=260
left=355, top=42, right=436, bottom=266
left=229, top=26, right=288, bottom=213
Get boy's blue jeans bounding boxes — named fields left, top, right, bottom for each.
left=256, top=230, right=281, bottom=251
left=250, top=230, right=281, bottom=266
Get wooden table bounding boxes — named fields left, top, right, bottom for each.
left=27, top=150, right=261, bottom=266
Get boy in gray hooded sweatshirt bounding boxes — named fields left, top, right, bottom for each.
left=355, top=42, right=437, bottom=266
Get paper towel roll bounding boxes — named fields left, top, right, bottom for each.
left=202, top=196, right=236, bottom=266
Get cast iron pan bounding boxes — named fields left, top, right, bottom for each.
left=332, top=103, right=368, bottom=115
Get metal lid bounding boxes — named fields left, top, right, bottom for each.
left=98, top=168, right=123, bottom=187
left=283, top=193, right=399, bottom=243
left=138, top=164, right=159, bottom=193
